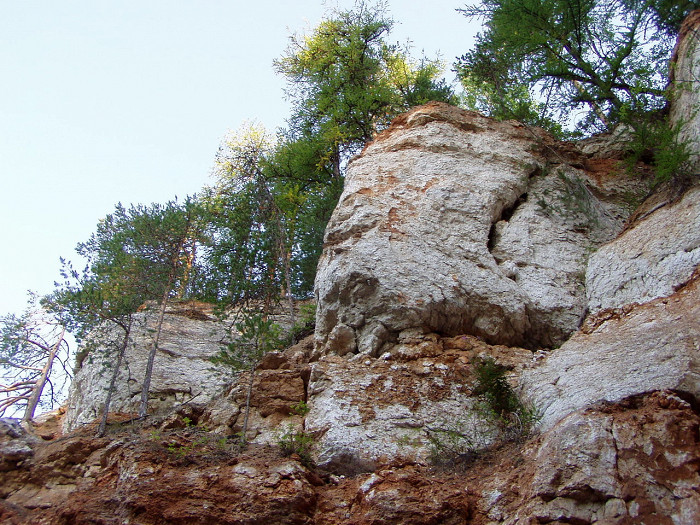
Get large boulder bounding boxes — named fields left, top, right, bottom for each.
left=315, top=102, right=647, bottom=355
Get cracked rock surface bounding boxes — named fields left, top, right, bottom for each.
left=315, top=102, right=647, bottom=354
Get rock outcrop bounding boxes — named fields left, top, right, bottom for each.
left=2, top=390, right=698, bottom=524
left=521, top=268, right=700, bottom=431
left=4, top=12, right=700, bottom=524
left=306, top=333, right=533, bottom=473
left=62, top=301, right=234, bottom=432
left=314, top=103, right=648, bottom=355
left=671, top=9, right=700, bottom=172
left=586, top=184, right=700, bottom=313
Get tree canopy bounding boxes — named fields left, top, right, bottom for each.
left=275, top=0, right=456, bottom=177
left=456, top=0, right=698, bottom=135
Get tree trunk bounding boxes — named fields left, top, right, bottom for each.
left=177, top=241, right=196, bottom=299
left=139, top=232, right=186, bottom=418
left=572, top=80, right=609, bottom=128
left=283, top=247, right=295, bottom=327
left=138, top=293, right=170, bottom=418
left=97, top=320, right=131, bottom=437
left=22, top=326, right=65, bottom=425
left=240, top=362, right=257, bottom=447
left=331, top=147, right=342, bottom=179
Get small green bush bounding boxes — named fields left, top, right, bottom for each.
left=289, top=400, right=310, bottom=417
left=425, top=356, right=540, bottom=469
left=277, top=424, right=314, bottom=467
left=623, top=113, right=695, bottom=185
left=472, top=356, right=540, bottom=438
left=284, top=302, right=317, bottom=346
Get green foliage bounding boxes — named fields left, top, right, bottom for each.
left=275, top=1, right=455, bottom=177
left=277, top=424, right=314, bottom=466
left=425, top=423, right=482, bottom=469
left=212, top=312, right=284, bottom=370
left=201, top=123, right=338, bottom=302
left=456, top=0, right=695, bottom=135
left=284, top=302, right=317, bottom=346
left=289, top=400, right=310, bottom=417
left=52, top=197, right=207, bottom=338
left=472, top=356, right=540, bottom=437
left=456, top=29, right=566, bottom=137
left=424, top=356, right=540, bottom=469
left=622, top=112, right=696, bottom=185
left=472, top=357, right=519, bottom=415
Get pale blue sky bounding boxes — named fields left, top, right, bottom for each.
left=0, top=1, right=479, bottom=316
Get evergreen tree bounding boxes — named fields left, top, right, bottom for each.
left=0, top=296, right=70, bottom=424
left=54, top=198, right=206, bottom=421
left=275, top=0, right=456, bottom=178
left=211, top=312, right=284, bottom=446
left=455, top=0, right=698, bottom=134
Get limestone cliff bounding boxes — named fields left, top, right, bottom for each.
left=62, top=300, right=299, bottom=433
left=2, top=12, right=700, bottom=525
left=63, top=301, right=231, bottom=432
left=314, top=103, right=647, bottom=355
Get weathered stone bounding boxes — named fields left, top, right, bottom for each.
left=670, top=9, right=700, bottom=173
left=0, top=419, right=37, bottom=472
left=521, top=272, right=700, bottom=431
left=586, top=184, right=700, bottom=314
left=525, top=394, right=700, bottom=524
left=315, top=103, right=644, bottom=354
left=530, top=412, right=619, bottom=501
left=63, top=300, right=306, bottom=433
left=306, top=337, right=533, bottom=473
left=63, top=301, right=234, bottom=432
left=522, top=179, right=700, bottom=432
left=195, top=337, right=312, bottom=443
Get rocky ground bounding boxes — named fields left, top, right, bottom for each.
left=2, top=382, right=698, bottom=524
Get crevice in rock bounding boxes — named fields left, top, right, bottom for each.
left=300, top=367, right=311, bottom=405
left=671, top=389, right=700, bottom=415
left=487, top=192, right=529, bottom=253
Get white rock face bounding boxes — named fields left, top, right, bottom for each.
left=307, top=354, right=474, bottom=473
left=586, top=185, right=700, bottom=313
left=670, top=10, right=700, bottom=172
left=315, top=103, right=642, bottom=354
left=305, top=334, right=534, bottom=473
left=63, top=302, right=233, bottom=431
left=521, top=269, right=700, bottom=431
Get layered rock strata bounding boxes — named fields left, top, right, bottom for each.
left=2, top=390, right=697, bottom=524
